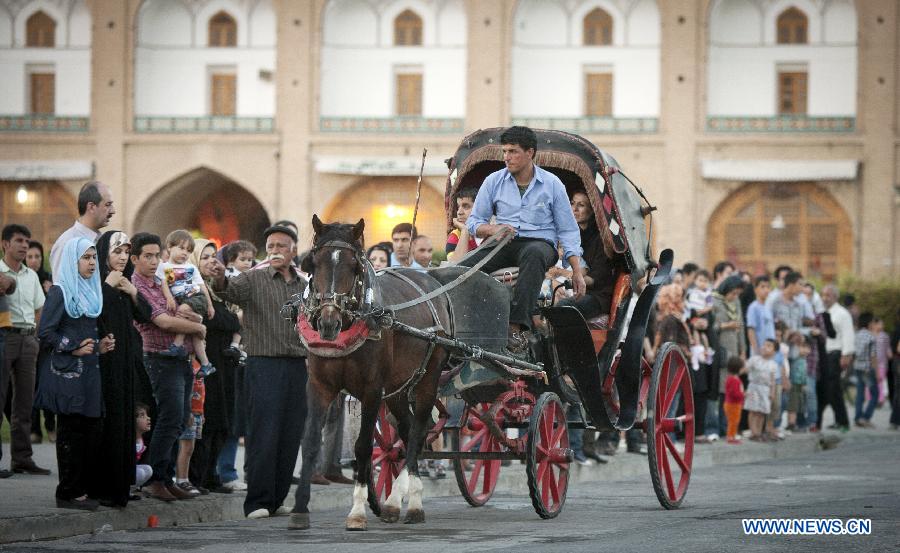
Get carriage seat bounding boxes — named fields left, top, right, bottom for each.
left=589, top=272, right=632, bottom=354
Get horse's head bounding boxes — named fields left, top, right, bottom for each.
left=303, top=214, right=366, bottom=341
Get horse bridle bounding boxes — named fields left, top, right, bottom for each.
left=298, top=239, right=375, bottom=328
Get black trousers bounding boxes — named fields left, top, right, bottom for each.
left=55, top=414, right=102, bottom=500
left=817, top=351, right=850, bottom=427
left=244, top=356, right=308, bottom=515
left=190, top=426, right=228, bottom=487
left=458, top=237, right=557, bottom=329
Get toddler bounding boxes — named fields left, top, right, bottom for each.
left=786, top=336, right=810, bottom=431
left=744, top=339, right=778, bottom=442
left=222, top=240, right=256, bottom=359
left=723, top=356, right=746, bottom=444
left=135, top=404, right=152, bottom=490
left=157, top=230, right=216, bottom=376
left=174, top=365, right=206, bottom=497
left=686, top=270, right=713, bottom=316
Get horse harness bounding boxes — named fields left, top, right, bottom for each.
left=288, top=232, right=514, bottom=402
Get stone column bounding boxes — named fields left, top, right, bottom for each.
left=464, top=0, right=514, bottom=131
left=87, top=0, right=130, bottom=230
left=856, top=0, right=897, bottom=276
left=274, top=0, right=318, bottom=240
left=657, top=0, right=703, bottom=264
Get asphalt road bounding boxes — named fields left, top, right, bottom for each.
left=4, top=438, right=898, bottom=553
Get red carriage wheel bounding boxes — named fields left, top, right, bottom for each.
left=645, top=342, right=694, bottom=509
left=525, top=392, right=570, bottom=519
left=367, top=403, right=405, bottom=516
left=454, top=402, right=502, bottom=507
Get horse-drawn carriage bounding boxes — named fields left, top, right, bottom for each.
left=290, top=128, right=694, bottom=530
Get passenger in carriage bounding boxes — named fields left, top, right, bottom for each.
left=554, top=191, right=620, bottom=322
left=446, top=188, right=479, bottom=262
left=461, top=126, right=585, bottom=353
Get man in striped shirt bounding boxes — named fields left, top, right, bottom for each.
left=212, top=225, right=309, bottom=520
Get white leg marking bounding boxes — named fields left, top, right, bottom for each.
left=407, top=473, right=424, bottom=511
left=348, top=483, right=367, bottom=519
left=384, top=467, right=409, bottom=510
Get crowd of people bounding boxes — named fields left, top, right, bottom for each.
left=2, top=126, right=899, bottom=520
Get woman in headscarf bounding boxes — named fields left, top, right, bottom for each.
left=35, top=238, right=114, bottom=510
left=710, top=274, right=747, bottom=438
left=89, top=230, right=152, bottom=507
left=187, top=239, right=242, bottom=493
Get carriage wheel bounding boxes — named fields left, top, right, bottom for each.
left=525, top=392, right=570, bottom=519
left=453, top=402, right=502, bottom=507
left=367, top=403, right=405, bottom=516
left=645, top=342, right=694, bottom=510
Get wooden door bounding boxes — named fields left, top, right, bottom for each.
left=30, top=73, right=55, bottom=114
left=706, top=183, right=852, bottom=280
left=211, top=74, right=236, bottom=116
left=585, top=73, right=612, bottom=116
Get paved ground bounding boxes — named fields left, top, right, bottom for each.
left=2, top=430, right=898, bottom=552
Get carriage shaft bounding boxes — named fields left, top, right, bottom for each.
left=390, top=321, right=545, bottom=374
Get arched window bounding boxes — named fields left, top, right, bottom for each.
left=26, top=11, right=55, bottom=47
left=394, top=9, right=423, bottom=46
left=583, top=7, right=613, bottom=46
left=208, top=11, right=237, bottom=47
left=777, top=7, right=808, bottom=44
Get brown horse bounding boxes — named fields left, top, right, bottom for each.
left=290, top=215, right=451, bottom=531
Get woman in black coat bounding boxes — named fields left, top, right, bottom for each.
left=90, top=231, right=152, bottom=507
left=35, top=238, right=114, bottom=510
left=187, top=239, right=241, bottom=492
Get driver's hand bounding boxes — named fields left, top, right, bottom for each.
left=571, top=272, right=587, bottom=298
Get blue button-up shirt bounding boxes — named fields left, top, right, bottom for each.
left=467, top=165, right=582, bottom=261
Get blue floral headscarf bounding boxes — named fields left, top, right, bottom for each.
left=56, top=237, right=102, bottom=319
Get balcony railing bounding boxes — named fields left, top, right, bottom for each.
left=706, top=116, right=856, bottom=133
left=319, top=117, right=464, bottom=133
left=0, top=115, right=89, bottom=132
left=511, top=117, right=659, bottom=134
left=133, top=116, right=275, bottom=133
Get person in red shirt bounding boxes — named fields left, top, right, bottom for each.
left=724, top=356, right=746, bottom=444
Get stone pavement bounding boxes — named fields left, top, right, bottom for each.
left=0, top=405, right=896, bottom=545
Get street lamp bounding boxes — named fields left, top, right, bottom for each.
left=16, top=185, right=28, bottom=204
left=770, top=214, right=785, bottom=230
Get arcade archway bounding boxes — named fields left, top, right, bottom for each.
left=133, top=167, right=270, bottom=250
left=324, top=177, right=445, bottom=249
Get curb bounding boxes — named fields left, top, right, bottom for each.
left=2, top=430, right=897, bottom=544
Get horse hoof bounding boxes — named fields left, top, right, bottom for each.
left=403, top=509, right=425, bottom=524
left=288, top=513, right=310, bottom=530
left=380, top=505, right=401, bottom=523
left=346, top=515, right=367, bottom=531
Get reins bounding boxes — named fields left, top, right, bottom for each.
left=378, top=231, right=513, bottom=313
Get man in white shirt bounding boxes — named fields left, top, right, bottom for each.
left=819, top=284, right=853, bottom=430
left=49, top=181, right=115, bottom=279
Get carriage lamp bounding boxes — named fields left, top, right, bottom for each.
left=16, top=184, right=28, bottom=204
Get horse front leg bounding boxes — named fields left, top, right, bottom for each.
left=288, top=382, right=333, bottom=530
left=349, top=391, right=382, bottom=530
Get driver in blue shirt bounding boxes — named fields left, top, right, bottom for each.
left=462, top=126, right=585, bottom=353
